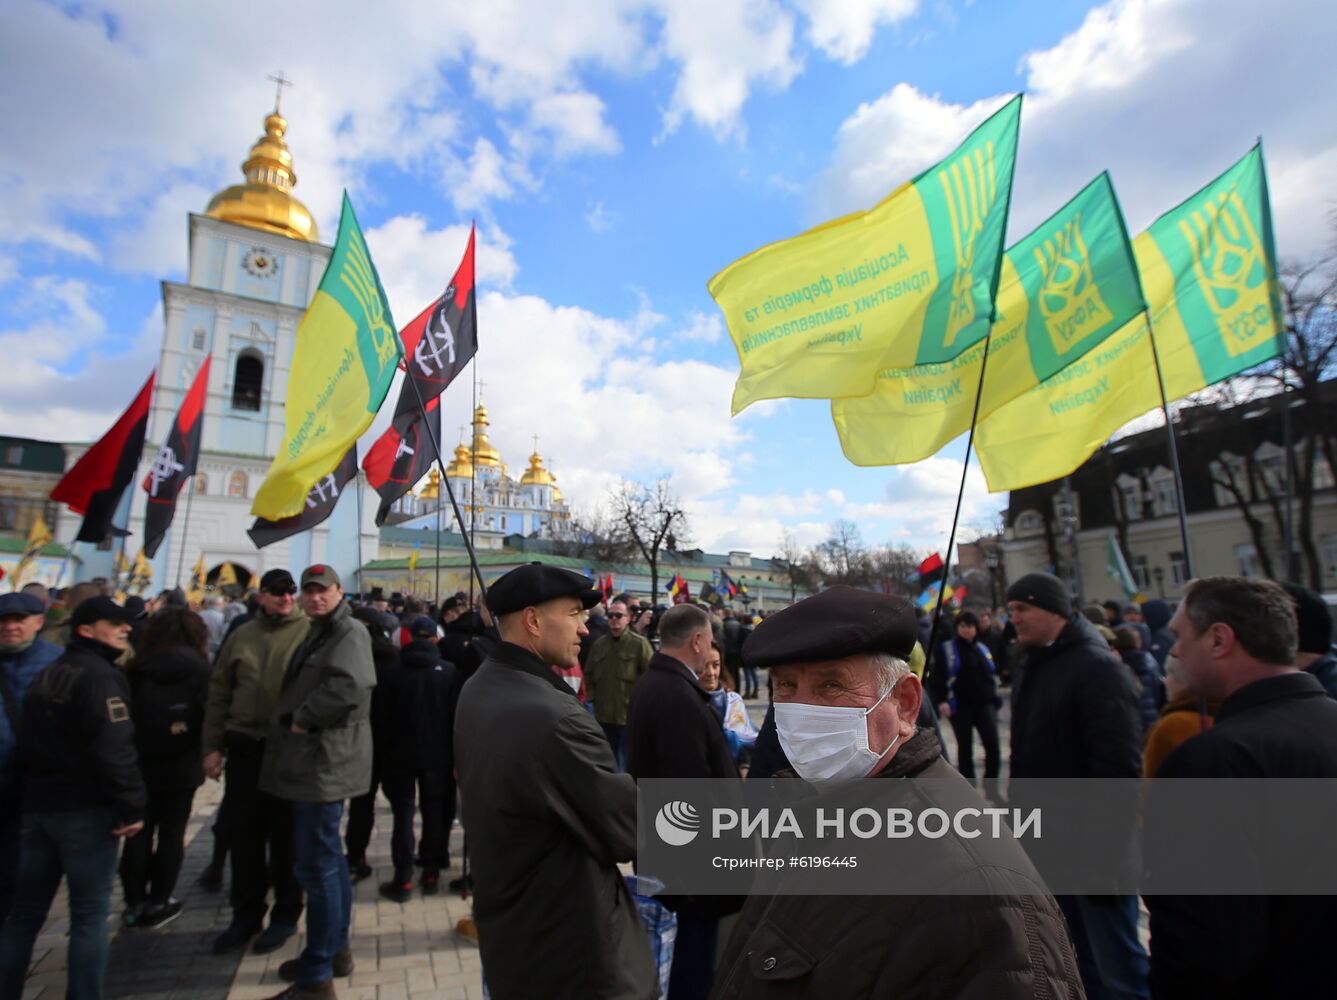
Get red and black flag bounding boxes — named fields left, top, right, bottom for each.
left=363, top=392, right=440, bottom=525
left=917, top=552, right=946, bottom=589
left=51, top=371, right=156, bottom=544
left=364, top=225, right=478, bottom=525
left=141, top=358, right=210, bottom=558
left=248, top=445, right=358, bottom=549
left=719, top=569, right=739, bottom=599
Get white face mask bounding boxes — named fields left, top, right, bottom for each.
left=774, top=685, right=903, bottom=781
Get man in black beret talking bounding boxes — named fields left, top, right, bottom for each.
left=711, top=586, right=1082, bottom=999
left=454, top=564, right=656, bottom=1000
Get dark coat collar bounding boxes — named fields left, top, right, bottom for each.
left=874, top=728, right=942, bottom=778
left=1216, top=670, right=1326, bottom=723
left=488, top=640, right=575, bottom=697
left=649, top=651, right=708, bottom=699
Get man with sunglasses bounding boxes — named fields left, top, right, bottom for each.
left=584, top=598, right=653, bottom=771
left=202, top=568, right=310, bottom=956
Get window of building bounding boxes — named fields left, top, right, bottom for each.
left=227, top=470, right=248, bottom=498
left=191, top=328, right=207, bottom=351
left=1169, top=551, right=1187, bottom=588
left=1117, top=475, right=1142, bottom=521
left=1311, top=448, right=1334, bottom=491
left=0, top=499, right=16, bottom=530
left=1149, top=469, right=1178, bottom=518
left=1235, top=543, right=1262, bottom=578
left=1131, top=555, right=1150, bottom=591
left=195, top=473, right=208, bottom=494
left=232, top=352, right=264, bottom=411
left=1321, top=535, right=1337, bottom=582
left=4, top=444, right=21, bottom=466
left=1210, top=453, right=1247, bottom=508
left=1255, top=443, right=1285, bottom=496
left=1014, top=510, right=1043, bottom=536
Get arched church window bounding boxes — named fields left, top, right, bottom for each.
left=227, top=470, right=248, bottom=498
left=232, top=351, right=264, bottom=411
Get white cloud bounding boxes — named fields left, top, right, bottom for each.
left=674, top=311, right=724, bottom=344
left=814, top=84, right=1012, bottom=218
left=585, top=201, right=615, bottom=233
left=838, top=456, right=1003, bottom=542
left=110, top=182, right=212, bottom=277
left=654, top=0, right=802, bottom=138
left=0, top=256, right=17, bottom=284
left=796, top=0, right=919, bottom=64
left=0, top=288, right=161, bottom=440
left=814, top=0, right=1337, bottom=258
left=527, top=92, right=622, bottom=158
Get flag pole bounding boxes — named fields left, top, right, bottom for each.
left=1142, top=314, right=1194, bottom=577
left=174, top=474, right=197, bottom=589
left=394, top=351, right=488, bottom=604
left=355, top=471, right=365, bottom=596
left=924, top=330, right=996, bottom=687
left=434, top=480, right=442, bottom=608
left=468, top=363, right=479, bottom=608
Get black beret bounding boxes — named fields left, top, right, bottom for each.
left=486, top=563, right=601, bottom=616
left=1006, top=572, right=1072, bottom=619
left=742, top=586, right=917, bottom=667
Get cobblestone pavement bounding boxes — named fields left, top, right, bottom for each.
left=17, top=781, right=483, bottom=1000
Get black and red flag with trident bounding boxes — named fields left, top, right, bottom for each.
left=248, top=445, right=359, bottom=549
left=51, top=370, right=156, bottom=544
left=141, top=358, right=210, bottom=558
left=364, top=225, right=478, bottom=524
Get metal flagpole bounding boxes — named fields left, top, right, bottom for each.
left=394, top=347, right=489, bottom=603
left=434, top=479, right=442, bottom=608
left=468, top=365, right=479, bottom=607
left=1280, top=368, right=1295, bottom=578
left=1142, top=314, right=1194, bottom=577
left=173, top=478, right=196, bottom=589
left=355, top=471, right=365, bottom=596
left=923, top=328, right=997, bottom=688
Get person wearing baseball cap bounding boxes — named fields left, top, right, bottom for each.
left=202, top=566, right=309, bottom=957
left=0, top=596, right=145, bottom=1000
left=262, top=565, right=374, bottom=998
left=454, top=563, right=655, bottom=999
left=711, top=586, right=1081, bottom=999
left=0, top=592, right=63, bottom=923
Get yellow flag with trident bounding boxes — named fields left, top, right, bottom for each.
left=12, top=517, right=52, bottom=588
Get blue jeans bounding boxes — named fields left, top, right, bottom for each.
left=601, top=723, right=626, bottom=772
left=290, top=802, right=350, bottom=986
left=0, top=809, right=120, bottom=1000
left=1057, top=894, right=1150, bottom=1000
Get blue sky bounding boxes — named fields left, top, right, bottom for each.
left=2, top=0, right=1334, bottom=556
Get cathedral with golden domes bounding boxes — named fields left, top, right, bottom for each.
left=388, top=402, right=573, bottom=539
left=82, top=92, right=377, bottom=588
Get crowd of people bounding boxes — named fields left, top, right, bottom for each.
left=0, top=563, right=1334, bottom=999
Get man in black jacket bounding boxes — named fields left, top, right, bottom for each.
left=1145, top=576, right=1337, bottom=999
left=627, top=603, right=738, bottom=1000
left=377, top=615, right=456, bottom=902
left=1006, top=572, right=1147, bottom=1000
left=0, top=597, right=146, bottom=1000
left=455, top=565, right=655, bottom=1000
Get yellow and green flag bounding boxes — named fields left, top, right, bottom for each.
left=712, top=95, right=1022, bottom=414
left=833, top=173, right=1144, bottom=465
left=12, top=517, right=53, bottom=587
left=975, top=145, right=1282, bottom=491
left=252, top=193, right=399, bottom=518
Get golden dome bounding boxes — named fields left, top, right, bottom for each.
left=418, top=468, right=440, bottom=499
left=470, top=404, right=502, bottom=467
left=445, top=442, right=473, bottom=479
left=520, top=449, right=555, bottom=487
left=205, top=109, right=320, bottom=242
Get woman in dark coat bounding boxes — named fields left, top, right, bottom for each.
left=119, top=606, right=210, bottom=928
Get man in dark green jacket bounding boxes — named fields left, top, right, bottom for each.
left=203, top=568, right=309, bottom=955
left=263, top=565, right=374, bottom=1000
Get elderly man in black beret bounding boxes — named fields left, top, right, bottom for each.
left=454, top=564, right=656, bottom=1000
left=711, top=586, right=1082, bottom=1000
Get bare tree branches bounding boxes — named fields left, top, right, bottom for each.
left=608, top=478, right=690, bottom=601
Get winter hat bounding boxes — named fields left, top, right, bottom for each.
left=1005, top=573, right=1072, bottom=619
left=1282, top=583, right=1333, bottom=655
